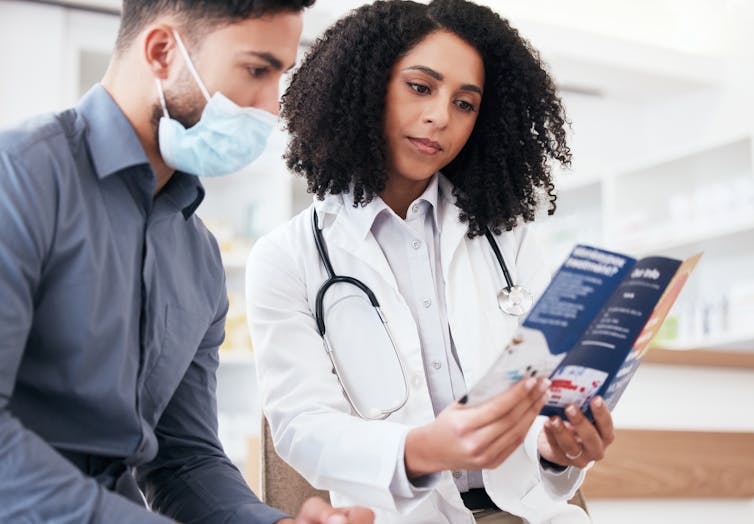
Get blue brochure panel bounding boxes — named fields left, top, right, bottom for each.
left=523, top=245, right=635, bottom=356
left=541, top=256, right=681, bottom=419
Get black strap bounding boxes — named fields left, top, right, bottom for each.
left=461, top=487, right=500, bottom=511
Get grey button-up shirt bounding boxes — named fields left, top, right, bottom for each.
left=0, top=85, right=285, bottom=524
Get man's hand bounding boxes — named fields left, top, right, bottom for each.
left=276, top=496, right=374, bottom=524
left=538, top=396, right=616, bottom=468
left=405, top=377, right=551, bottom=478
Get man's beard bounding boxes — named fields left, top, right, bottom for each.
left=151, top=75, right=206, bottom=146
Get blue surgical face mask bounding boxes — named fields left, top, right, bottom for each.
left=156, top=30, right=278, bottom=177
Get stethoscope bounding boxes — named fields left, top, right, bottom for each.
left=311, top=207, right=533, bottom=419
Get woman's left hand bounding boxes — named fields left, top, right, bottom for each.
left=537, top=396, right=615, bottom=469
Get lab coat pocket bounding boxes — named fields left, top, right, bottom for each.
left=143, top=303, right=210, bottom=423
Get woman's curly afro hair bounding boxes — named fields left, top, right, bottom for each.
left=282, top=0, right=570, bottom=237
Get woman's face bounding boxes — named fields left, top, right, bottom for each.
left=384, top=30, right=484, bottom=185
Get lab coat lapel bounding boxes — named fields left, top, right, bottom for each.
left=316, top=199, right=400, bottom=295
left=437, top=177, right=487, bottom=388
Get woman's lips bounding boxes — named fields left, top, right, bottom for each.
left=407, top=137, right=443, bottom=155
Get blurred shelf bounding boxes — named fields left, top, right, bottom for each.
left=582, top=428, right=754, bottom=499
left=219, top=350, right=256, bottom=365
left=612, top=216, right=754, bottom=259
left=612, top=134, right=752, bottom=180
left=555, top=172, right=604, bottom=192
left=643, top=348, right=754, bottom=368
left=653, top=329, right=754, bottom=352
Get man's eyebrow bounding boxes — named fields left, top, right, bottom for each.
left=403, top=65, right=483, bottom=95
left=243, top=51, right=286, bottom=71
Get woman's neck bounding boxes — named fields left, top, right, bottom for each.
left=380, top=176, right=432, bottom=220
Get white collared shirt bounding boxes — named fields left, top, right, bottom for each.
left=342, top=174, right=484, bottom=495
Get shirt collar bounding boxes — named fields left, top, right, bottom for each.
left=78, top=84, right=205, bottom=219
left=343, top=173, right=442, bottom=239
left=162, top=172, right=206, bottom=220
left=77, top=84, right=150, bottom=180
left=417, top=173, right=441, bottom=230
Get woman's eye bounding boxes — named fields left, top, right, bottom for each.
left=455, top=100, right=476, bottom=112
left=408, top=82, right=431, bottom=95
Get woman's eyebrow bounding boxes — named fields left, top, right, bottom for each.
left=402, top=65, right=482, bottom=95
left=403, top=65, right=443, bottom=80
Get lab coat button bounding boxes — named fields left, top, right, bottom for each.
left=411, top=239, right=422, bottom=250
left=422, top=298, right=432, bottom=308
left=452, top=470, right=463, bottom=479
left=431, top=360, right=442, bottom=370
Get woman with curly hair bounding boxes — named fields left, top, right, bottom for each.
left=247, top=1, right=615, bottom=522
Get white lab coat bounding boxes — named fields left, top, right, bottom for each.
left=246, top=175, right=590, bottom=523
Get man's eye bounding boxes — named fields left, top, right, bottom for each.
left=248, top=67, right=270, bottom=78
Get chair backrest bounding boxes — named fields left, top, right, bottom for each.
left=260, top=417, right=588, bottom=516
left=261, top=416, right=330, bottom=516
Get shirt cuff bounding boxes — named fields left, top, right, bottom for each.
left=229, top=502, right=289, bottom=524
left=389, top=434, right=440, bottom=499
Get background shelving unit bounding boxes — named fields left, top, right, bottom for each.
left=535, top=135, right=754, bottom=352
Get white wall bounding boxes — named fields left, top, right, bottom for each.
left=0, top=2, right=67, bottom=124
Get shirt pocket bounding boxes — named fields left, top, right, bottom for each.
left=142, top=303, right=211, bottom=423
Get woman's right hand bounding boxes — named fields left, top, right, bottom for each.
left=404, top=377, right=550, bottom=478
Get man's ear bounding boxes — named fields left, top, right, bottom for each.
left=142, top=24, right=179, bottom=81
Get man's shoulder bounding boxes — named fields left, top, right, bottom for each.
left=0, top=108, right=83, bottom=169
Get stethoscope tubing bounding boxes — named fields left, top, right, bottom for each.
left=484, top=228, right=515, bottom=291
left=310, top=207, right=530, bottom=419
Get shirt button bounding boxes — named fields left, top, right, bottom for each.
left=422, top=298, right=432, bottom=308
left=411, top=203, right=420, bottom=214
left=431, top=360, right=442, bottom=370
left=452, top=470, right=463, bottom=479
left=411, top=239, right=422, bottom=250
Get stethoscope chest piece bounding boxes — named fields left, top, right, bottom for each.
left=497, top=285, right=533, bottom=316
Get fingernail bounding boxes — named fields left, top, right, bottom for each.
left=458, top=395, right=468, bottom=405
left=552, top=417, right=561, bottom=428
left=525, top=377, right=537, bottom=391
left=594, top=397, right=604, bottom=408
left=539, top=378, right=551, bottom=392
left=566, top=405, right=578, bottom=418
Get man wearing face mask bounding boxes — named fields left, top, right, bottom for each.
left=0, top=1, right=373, bottom=524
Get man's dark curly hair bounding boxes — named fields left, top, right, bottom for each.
left=115, top=0, right=316, bottom=53
left=282, top=0, right=570, bottom=237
